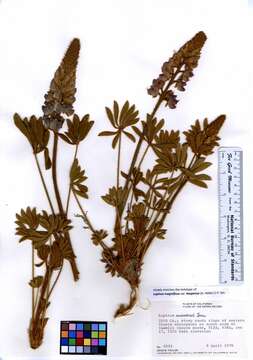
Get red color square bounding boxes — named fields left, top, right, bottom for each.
left=76, top=331, right=83, bottom=338
left=76, top=338, right=83, bottom=346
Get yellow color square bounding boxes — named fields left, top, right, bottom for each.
left=84, top=338, right=91, bottom=346
left=61, top=331, right=68, bottom=337
left=99, top=331, right=106, bottom=338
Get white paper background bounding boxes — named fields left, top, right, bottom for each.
left=0, top=0, right=252, bottom=359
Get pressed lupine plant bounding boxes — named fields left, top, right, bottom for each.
left=14, top=39, right=94, bottom=348
left=74, top=31, right=226, bottom=317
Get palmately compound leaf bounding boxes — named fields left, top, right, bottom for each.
left=91, top=230, right=108, bottom=246
left=101, top=187, right=126, bottom=207
left=59, top=114, right=94, bottom=145
left=99, top=101, right=139, bottom=147
left=14, top=114, right=50, bottom=154
left=70, top=159, right=88, bottom=198
left=183, top=115, right=226, bottom=156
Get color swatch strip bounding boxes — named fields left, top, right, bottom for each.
left=60, top=321, right=107, bottom=355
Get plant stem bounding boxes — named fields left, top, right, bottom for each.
left=73, top=190, right=115, bottom=258
left=33, top=267, right=51, bottom=325
left=149, top=170, right=176, bottom=227
left=52, top=131, right=79, bottom=281
left=145, top=174, right=158, bottom=218
left=52, top=132, right=64, bottom=214
left=34, top=154, right=55, bottom=215
left=32, top=245, right=35, bottom=321
left=48, top=264, right=63, bottom=298
left=125, top=142, right=151, bottom=228
left=117, top=133, right=122, bottom=189
left=66, top=144, right=79, bottom=215
left=138, top=144, right=150, bottom=169
left=40, top=265, right=52, bottom=328
left=121, top=64, right=184, bottom=215
left=29, top=266, right=52, bottom=349
left=73, top=190, right=96, bottom=233
left=34, top=287, right=40, bottom=314
left=115, top=132, right=125, bottom=259
left=121, top=98, right=162, bottom=209
left=125, top=191, right=134, bottom=231
left=141, top=155, right=198, bottom=259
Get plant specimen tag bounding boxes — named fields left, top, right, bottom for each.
left=151, top=286, right=247, bottom=356
left=60, top=321, right=107, bottom=355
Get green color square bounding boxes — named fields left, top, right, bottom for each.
left=91, top=331, right=98, bottom=338
left=84, top=323, right=91, bottom=330
left=69, top=338, right=76, bottom=345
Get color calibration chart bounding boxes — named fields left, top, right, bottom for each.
left=60, top=321, right=107, bottom=355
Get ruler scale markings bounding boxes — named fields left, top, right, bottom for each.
left=218, top=147, right=243, bottom=284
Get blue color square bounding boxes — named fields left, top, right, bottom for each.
left=91, top=346, right=98, bottom=354
left=61, top=338, right=68, bottom=346
left=69, top=330, right=76, bottom=338
left=99, top=339, right=106, bottom=346
left=69, top=346, right=76, bottom=353
left=99, top=323, right=106, bottom=331
left=76, top=323, right=83, bottom=331
left=83, top=346, right=91, bottom=353
left=76, top=346, right=83, bottom=353
left=91, top=323, right=99, bottom=331
left=84, top=330, right=91, bottom=338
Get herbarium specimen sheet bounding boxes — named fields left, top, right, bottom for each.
left=0, top=0, right=251, bottom=358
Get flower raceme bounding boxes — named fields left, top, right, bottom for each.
left=147, top=31, right=207, bottom=108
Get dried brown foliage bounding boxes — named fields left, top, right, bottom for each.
left=14, top=39, right=93, bottom=349
left=14, top=32, right=225, bottom=344
left=74, top=31, right=225, bottom=318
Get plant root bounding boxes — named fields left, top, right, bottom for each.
left=114, top=286, right=138, bottom=318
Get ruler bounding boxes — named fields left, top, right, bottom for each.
left=218, top=147, right=243, bottom=284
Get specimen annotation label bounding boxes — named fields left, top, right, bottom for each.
left=151, top=286, right=246, bottom=356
